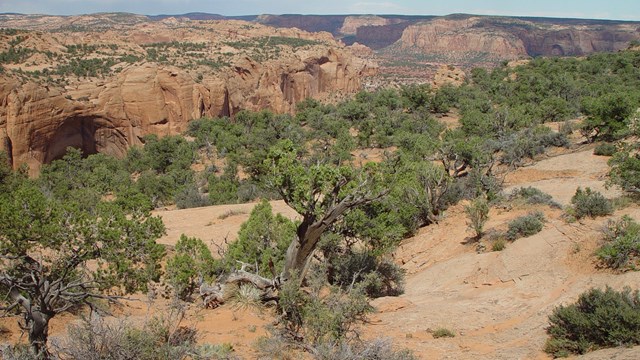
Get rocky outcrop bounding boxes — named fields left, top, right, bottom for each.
left=348, top=42, right=374, bottom=57
left=0, top=48, right=373, bottom=172
left=340, top=16, right=391, bottom=35
left=257, top=14, right=348, bottom=35
left=399, top=18, right=528, bottom=61
left=432, top=65, right=465, bottom=88
left=0, top=15, right=378, bottom=172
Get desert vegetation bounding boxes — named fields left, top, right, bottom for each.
left=2, top=42, right=640, bottom=358
left=544, top=287, right=640, bottom=358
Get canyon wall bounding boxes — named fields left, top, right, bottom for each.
left=399, top=18, right=528, bottom=60
left=396, top=17, right=640, bottom=61
left=0, top=18, right=375, bottom=172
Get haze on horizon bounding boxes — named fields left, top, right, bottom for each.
left=0, top=0, right=639, bottom=21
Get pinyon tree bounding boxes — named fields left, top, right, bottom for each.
left=0, top=182, right=165, bottom=358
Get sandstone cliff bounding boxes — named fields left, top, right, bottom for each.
left=399, top=18, right=528, bottom=61
left=0, top=17, right=375, bottom=172
left=249, top=14, right=640, bottom=57
left=395, top=16, right=640, bottom=63
left=339, top=16, right=391, bottom=35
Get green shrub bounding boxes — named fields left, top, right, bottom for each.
left=276, top=271, right=373, bottom=347
left=510, top=187, right=561, bottom=208
left=0, top=345, right=37, bottom=360
left=208, top=175, right=239, bottom=205
left=193, top=343, right=238, bottom=359
left=608, top=147, right=640, bottom=193
left=506, top=211, right=545, bottom=241
left=559, top=120, right=574, bottom=136
left=174, top=182, right=209, bottom=209
left=217, top=209, right=246, bottom=220
left=492, top=238, right=506, bottom=251
left=499, top=126, right=570, bottom=167
left=236, top=180, right=281, bottom=203
left=544, top=287, right=640, bottom=357
left=593, top=142, right=617, bottom=156
left=580, top=93, right=634, bottom=142
left=227, top=283, right=264, bottom=313
left=208, top=161, right=240, bottom=205
left=500, top=125, right=569, bottom=166
left=215, top=199, right=295, bottom=277
left=432, top=328, right=456, bottom=338
left=166, top=235, right=216, bottom=301
left=326, top=250, right=405, bottom=298
left=596, top=215, right=640, bottom=270
left=570, top=187, right=613, bottom=219
left=311, top=338, right=417, bottom=360
left=465, top=196, right=490, bottom=238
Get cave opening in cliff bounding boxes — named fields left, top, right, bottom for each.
left=43, top=116, right=126, bottom=164
left=3, top=135, right=13, bottom=168
left=551, top=44, right=565, bottom=56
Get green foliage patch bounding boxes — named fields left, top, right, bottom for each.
left=544, top=287, right=640, bottom=357
left=509, top=187, right=561, bottom=208
left=593, top=142, right=617, bottom=156
left=465, top=196, right=490, bottom=238
left=608, top=145, right=640, bottom=193
left=505, top=211, right=545, bottom=241
left=570, top=187, right=613, bottom=219
left=596, top=216, right=640, bottom=270
left=166, top=235, right=217, bottom=300
left=214, top=199, right=296, bottom=278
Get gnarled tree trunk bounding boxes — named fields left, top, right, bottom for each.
left=8, top=287, right=52, bottom=359
left=26, top=311, right=51, bottom=359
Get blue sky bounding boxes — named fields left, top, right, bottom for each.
left=1, top=0, right=639, bottom=21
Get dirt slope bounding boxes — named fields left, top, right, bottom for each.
left=154, top=200, right=299, bottom=251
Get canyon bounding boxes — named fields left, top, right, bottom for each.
left=0, top=16, right=374, bottom=172
left=1, top=12, right=640, bottom=171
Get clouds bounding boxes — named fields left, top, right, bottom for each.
left=0, top=0, right=638, bottom=20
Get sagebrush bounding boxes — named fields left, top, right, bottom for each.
left=544, top=287, right=640, bottom=357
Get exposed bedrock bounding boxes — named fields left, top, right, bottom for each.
left=0, top=49, right=374, bottom=172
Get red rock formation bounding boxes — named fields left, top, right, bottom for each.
left=432, top=65, right=466, bottom=88
left=0, top=48, right=374, bottom=172
left=397, top=17, right=640, bottom=62
left=340, top=16, right=391, bottom=36
left=400, top=18, right=528, bottom=60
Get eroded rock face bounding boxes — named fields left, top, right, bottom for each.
left=432, top=65, right=466, bottom=88
left=340, top=16, right=391, bottom=36
left=400, top=18, right=528, bottom=61
left=398, top=17, right=640, bottom=63
left=0, top=19, right=375, bottom=172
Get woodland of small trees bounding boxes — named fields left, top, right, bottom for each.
left=2, top=48, right=640, bottom=359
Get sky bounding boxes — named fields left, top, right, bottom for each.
left=1, top=0, right=639, bottom=21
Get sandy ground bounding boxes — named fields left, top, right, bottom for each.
left=154, top=200, right=299, bottom=251
left=503, top=146, right=621, bottom=205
